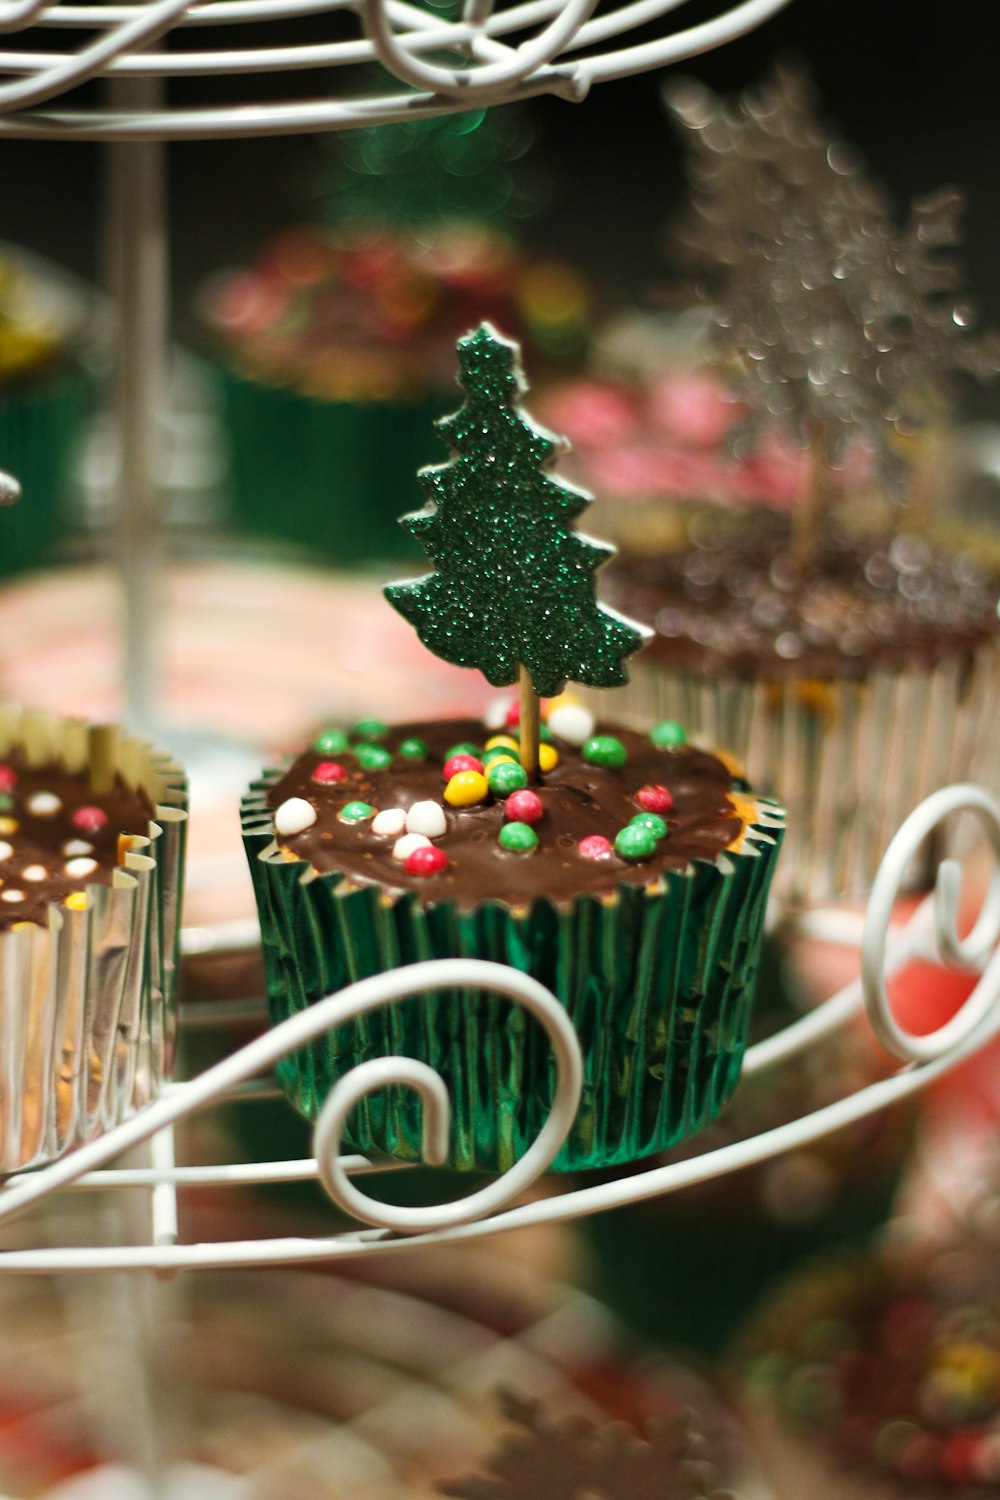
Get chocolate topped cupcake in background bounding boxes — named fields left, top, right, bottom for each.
left=242, top=324, right=784, bottom=1175
left=583, top=67, right=1000, bottom=907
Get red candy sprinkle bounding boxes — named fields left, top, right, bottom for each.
left=0, top=766, right=16, bottom=792
left=505, top=789, right=543, bottom=825
left=636, top=784, right=673, bottom=814
left=312, top=761, right=347, bottom=784
left=504, top=703, right=521, bottom=728
left=579, top=835, right=613, bottom=860
left=443, top=753, right=484, bottom=780
left=405, top=844, right=449, bottom=877
left=73, top=806, right=108, bottom=833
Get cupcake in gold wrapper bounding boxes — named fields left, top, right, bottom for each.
left=0, top=707, right=187, bottom=1173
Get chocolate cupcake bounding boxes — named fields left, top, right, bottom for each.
left=581, top=69, right=1000, bottom=906
left=0, top=707, right=186, bottom=1172
left=241, top=710, right=783, bottom=1173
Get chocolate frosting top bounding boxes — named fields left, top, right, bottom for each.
left=265, top=719, right=747, bottom=910
left=0, top=752, right=154, bottom=930
left=606, top=522, right=1000, bottom=681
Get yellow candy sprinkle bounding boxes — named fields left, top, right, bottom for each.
left=485, top=734, right=519, bottom=753
left=65, top=892, right=88, bottom=912
left=538, top=743, right=560, bottom=773
left=0, top=817, right=17, bottom=836
left=543, top=692, right=580, bottom=717
left=444, top=770, right=489, bottom=807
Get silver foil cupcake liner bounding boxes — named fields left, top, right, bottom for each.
left=0, top=708, right=187, bottom=1174
left=588, top=641, right=1000, bottom=906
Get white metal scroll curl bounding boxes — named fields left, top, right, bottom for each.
left=313, top=964, right=583, bottom=1233
left=0, top=959, right=582, bottom=1236
left=862, top=784, right=1000, bottom=1065
left=363, top=0, right=595, bottom=102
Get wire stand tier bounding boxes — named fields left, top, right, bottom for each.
left=0, top=782, right=994, bottom=1275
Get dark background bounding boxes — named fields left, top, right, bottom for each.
left=4, top=0, right=998, bottom=411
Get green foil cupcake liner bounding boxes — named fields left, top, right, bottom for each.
left=242, top=775, right=784, bottom=1173
left=217, top=367, right=448, bottom=566
left=0, top=369, right=89, bottom=577
left=588, top=641, right=1000, bottom=907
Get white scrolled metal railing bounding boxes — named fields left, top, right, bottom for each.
left=0, top=0, right=797, bottom=138
left=0, top=785, right=997, bottom=1274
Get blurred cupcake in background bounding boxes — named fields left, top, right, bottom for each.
left=201, top=109, right=595, bottom=567
left=0, top=245, right=96, bottom=576
left=575, top=67, right=1000, bottom=906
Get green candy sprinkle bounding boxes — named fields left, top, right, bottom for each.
left=339, top=800, right=375, bottom=822
left=0, top=794, right=11, bottom=812
left=482, top=745, right=519, bottom=765
left=630, top=811, right=668, bottom=840
left=312, top=727, right=349, bottom=755
left=582, top=735, right=628, bottom=769
left=539, top=723, right=553, bottom=742
left=446, top=741, right=482, bottom=761
left=354, top=743, right=392, bottom=771
left=615, top=823, right=657, bottom=862
left=488, top=760, right=529, bottom=797
left=398, top=737, right=429, bottom=760
left=650, top=720, right=687, bottom=749
left=353, top=718, right=388, bottom=743
left=499, top=821, right=538, bottom=853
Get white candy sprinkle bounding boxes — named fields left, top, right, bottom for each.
left=406, top=800, right=447, bottom=839
left=27, top=792, right=61, bottom=817
left=484, top=694, right=515, bottom=731
left=393, top=833, right=431, bottom=863
left=0, top=842, right=12, bottom=862
left=372, top=807, right=407, bottom=837
left=1, top=889, right=24, bottom=903
left=22, top=865, right=47, bottom=882
left=274, top=797, right=317, bottom=836
left=65, top=857, right=98, bottom=879
left=547, top=703, right=595, bottom=747
left=63, top=839, right=94, bottom=857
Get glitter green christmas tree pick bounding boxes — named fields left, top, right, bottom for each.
left=384, top=323, right=647, bottom=774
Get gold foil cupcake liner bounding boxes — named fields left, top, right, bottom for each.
left=588, top=641, right=1000, bottom=906
left=0, top=708, right=187, bottom=1174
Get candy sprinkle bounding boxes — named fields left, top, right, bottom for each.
left=312, top=728, right=350, bottom=756
left=443, top=753, right=484, bottom=780
left=482, top=745, right=519, bottom=766
left=445, top=771, right=489, bottom=807
left=64, top=857, right=98, bottom=879
left=354, top=744, right=392, bottom=771
left=615, top=824, right=658, bottom=862
left=578, top=834, right=613, bottom=860
left=393, top=832, right=431, bottom=862
left=582, top=735, right=627, bottom=769
left=499, top=822, right=538, bottom=853
left=72, top=806, right=108, bottom=833
left=0, top=889, right=24, bottom=903
left=27, top=792, right=61, bottom=817
left=0, top=818, right=16, bottom=837
left=372, top=808, right=407, bottom=837
left=398, top=737, right=429, bottom=760
left=275, top=797, right=318, bottom=835
left=487, top=760, right=528, bottom=798
left=651, top=720, right=687, bottom=749
left=405, top=844, right=449, bottom=876
left=546, top=703, right=594, bottom=746
left=0, top=766, right=16, bottom=792
left=630, top=811, right=668, bottom=840
left=485, top=734, right=519, bottom=754
left=22, top=864, right=47, bottom=881
left=312, top=761, right=347, bottom=784
left=353, top=718, right=388, bottom=743
left=445, top=741, right=482, bottom=762
left=63, top=839, right=93, bottom=857
left=505, top=789, right=544, bottom=825
left=538, top=743, right=560, bottom=773
left=636, top=784, right=674, bottom=814
left=406, top=801, right=447, bottom=838
left=338, top=801, right=375, bottom=824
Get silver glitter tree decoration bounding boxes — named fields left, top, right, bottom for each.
left=667, top=64, right=1000, bottom=562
